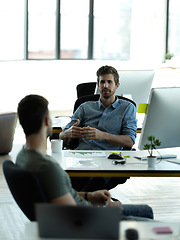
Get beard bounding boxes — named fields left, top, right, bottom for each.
left=101, top=89, right=115, bottom=99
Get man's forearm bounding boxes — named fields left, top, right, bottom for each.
left=103, top=132, right=134, bottom=148
left=78, top=192, right=88, bottom=200
left=82, top=126, right=134, bottom=148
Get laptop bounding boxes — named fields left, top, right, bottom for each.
left=0, top=112, right=17, bottom=155
left=36, top=204, right=120, bottom=239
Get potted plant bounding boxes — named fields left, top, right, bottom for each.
left=143, top=136, right=161, bottom=168
left=165, top=53, right=174, bottom=60
left=164, top=53, right=174, bottom=63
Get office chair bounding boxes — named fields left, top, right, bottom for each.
left=67, top=93, right=137, bottom=191
left=73, top=94, right=136, bottom=113
left=0, top=112, right=17, bottom=155
left=76, top=82, right=97, bottom=98
left=3, top=160, right=48, bottom=221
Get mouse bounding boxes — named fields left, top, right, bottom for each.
left=108, top=153, right=124, bottom=160
left=125, top=228, right=139, bottom=240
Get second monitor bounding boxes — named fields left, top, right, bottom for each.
left=138, top=87, right=180, bottom=150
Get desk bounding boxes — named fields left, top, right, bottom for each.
left=47, top=148, right=180, bottom=178
left=20, top=221, right=180, bottom=240
left=4, top=144, right=180, bottom=178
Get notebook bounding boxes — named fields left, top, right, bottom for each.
left=0, top=112, right=17, bottom=155
left=36, top=204, right=120, bottom=239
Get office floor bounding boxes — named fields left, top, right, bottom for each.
left=1, top=172, right=180, bottom=240
left=1, top=111, right=180, bottom=239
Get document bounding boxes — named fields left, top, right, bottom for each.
left=64, top=151, right=106, bottom=158
left=63, top=151, right=105, bottom=169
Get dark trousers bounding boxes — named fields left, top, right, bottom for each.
left=71, top=177, right=154, bottom=220
left=122, top=204, right=154, bottom=220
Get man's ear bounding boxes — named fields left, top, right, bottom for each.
left=44, top=116, right=49, bottom=126
left=116, top=83, right=120, bottom=90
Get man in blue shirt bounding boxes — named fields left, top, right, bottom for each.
left=60, top=65, right=137, bottom=191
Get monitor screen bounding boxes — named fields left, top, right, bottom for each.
left=95, top=70, right=155, bottom=110
left=138, top=87, right=180, bottom=150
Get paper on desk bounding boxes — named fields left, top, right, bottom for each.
left=64, top=151, right=106, bottom=158
left=65, top=157, right=99, bottom=169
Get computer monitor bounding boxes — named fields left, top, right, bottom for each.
left=95, top=70, right=155, bottom=110
left=138, top=87, right=180, bottom=150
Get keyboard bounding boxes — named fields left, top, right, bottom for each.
left=134, top=154, right=177, bottom=161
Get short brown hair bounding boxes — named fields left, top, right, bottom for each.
left=18, top=95, right=49, bottom=135
left=96, top=65, right=119, bottom=85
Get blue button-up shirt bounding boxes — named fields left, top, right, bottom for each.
left=64, top=97, right=137, bottom=150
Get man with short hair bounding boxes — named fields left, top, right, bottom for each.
left=60, top=65, right=137, bottom=150
left=16, top=94, right=122, bottom=207
left=60, top=65, right=137, bottom=191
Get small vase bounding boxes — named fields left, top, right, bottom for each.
left=147, top=156, right=157, bottom=168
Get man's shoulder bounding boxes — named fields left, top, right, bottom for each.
left=116, top=98, right=135, bottom=108
left=17, top=147, right=46, bottom=159
left=79, top=100, right=99, bottom=110
left=16, top=148, right=62, bottom=177
left=16, top=147, right=55, bottom=166
left=81, top=99, right=99, bottom=105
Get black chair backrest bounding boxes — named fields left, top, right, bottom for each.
left=73, top=94, right=136, bottom=113
left=76, top=82, right=97, bottom=98
left=3, top=160, right=48, bottom=221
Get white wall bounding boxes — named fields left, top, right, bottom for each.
left=1, top=60, right=179, bottom=113
left=0, top=60, right=159, bottom=112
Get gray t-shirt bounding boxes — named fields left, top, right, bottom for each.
left=16, top=146, right=91, bottom=206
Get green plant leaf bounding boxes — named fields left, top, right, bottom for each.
left=143, top=136, right=161, bottom=156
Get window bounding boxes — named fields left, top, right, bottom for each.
left=0, top=0, right=24, bottom=61
left=60, top=0, right=89, bottom=59
left=0, top=0, right=175, bottom=62
left=93, top=0, right=132, bottom=60
left=168, top=0, right=180, bottom=57
left=28, top=0, right=56, bottom=59
left=27, top=0, right=132, bottom=60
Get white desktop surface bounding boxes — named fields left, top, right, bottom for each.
left=120, top=221, right=180, bottom=240
left=20, top=221, right=180, bottom=240
left=4, top=144, right=180, bottom=177
left=52, top=116, right=71, bottom=130
left=46, top=147, right=180, bottom=177
left=48, top=149, right=180, bottom=171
